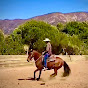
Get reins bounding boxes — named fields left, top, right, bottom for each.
left=35, top=55, right=43, bottom=63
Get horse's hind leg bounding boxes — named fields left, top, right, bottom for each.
left=54, top=68, right=58, bottom=76
left=50, top=68, right=57, bottom=77
left=53, top=68, right=58, bottom=76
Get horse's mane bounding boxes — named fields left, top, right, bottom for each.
left=33, top=50, right=41, bottom=56
left=32, top=50, right=42, bottom=61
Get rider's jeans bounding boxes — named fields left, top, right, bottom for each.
left=44, top=53, right=49, bottom=67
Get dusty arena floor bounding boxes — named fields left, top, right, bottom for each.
left=0, top=61, right=88, bottom=88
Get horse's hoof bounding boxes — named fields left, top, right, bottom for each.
left=50, top=74, right=56, bottom=77
left=36, top=78, right=40, bottom=81
left=50, top=74, right=54, bottom=77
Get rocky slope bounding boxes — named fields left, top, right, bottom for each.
left=0, top=12, right=88, bottom=34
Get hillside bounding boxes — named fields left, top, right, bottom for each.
left=0, top=12, right=88, bottom=34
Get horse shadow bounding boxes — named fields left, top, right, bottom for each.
left=18, top=77, right=36, bottom=81
left=18, top=77, right=43, bottom=81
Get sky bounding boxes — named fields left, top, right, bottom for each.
left=0, top=0, right=88, bottom=19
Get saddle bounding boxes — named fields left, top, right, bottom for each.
left=42, top=55, right=56, bottom=62
left=47, top=55, right=56, bottom=62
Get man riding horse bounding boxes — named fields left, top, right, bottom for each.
left=27, top=38, right=71, bottom=81
left=43, top=38, right=52, bottom=70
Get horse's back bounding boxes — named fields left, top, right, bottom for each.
left=48, top=55, right=63, bottom=62
left=47, top=55, right=64, bottom=69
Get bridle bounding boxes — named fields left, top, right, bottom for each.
left=29, top=51, right=34, bottom=60
left=28, top=50, right=43, bottom=62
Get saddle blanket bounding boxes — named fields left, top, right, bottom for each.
left=47, top=55, right=56, bottom=62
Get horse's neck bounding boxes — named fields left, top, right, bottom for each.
left=33, top=51, right=41, bottom=61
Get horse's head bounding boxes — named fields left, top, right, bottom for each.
left=27, top=49, right=34, bottom=62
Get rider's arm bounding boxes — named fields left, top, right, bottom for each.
left=42, top=51, right=48, bottom=55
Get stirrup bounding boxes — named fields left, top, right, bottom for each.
left=43, top=67, right=48, bottom=71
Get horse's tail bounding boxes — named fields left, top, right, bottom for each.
left=63, top=61, right=71, bottom=77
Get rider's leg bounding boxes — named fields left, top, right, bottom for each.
left=44, top=53, right=49, bottom=68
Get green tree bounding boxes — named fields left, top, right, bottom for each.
left=13, top=20, right=60, bottom=53
left=57, top=23, right=65, bottom=32
left=0, top=29, right=4, bottom=42
left=0, top=30, right=5, bottom=54
left=4, top=35, right=25, bottom=55
left=63, top=22, right=84, bottom=35
left=7, top=20, right=88, bottom=55
left=78, top=22, right=88, bottom=44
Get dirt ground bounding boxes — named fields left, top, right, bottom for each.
left=0, top=61, right=88, bottom=88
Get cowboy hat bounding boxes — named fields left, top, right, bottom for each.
left=43, top=38, right=51, bottom=41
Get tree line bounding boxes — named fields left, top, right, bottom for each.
left=0, top=20, right=88, bottom=55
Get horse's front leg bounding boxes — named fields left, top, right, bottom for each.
left=37, top=70, right=42, bottom=81
left=34, top=69, right=39, bottom=80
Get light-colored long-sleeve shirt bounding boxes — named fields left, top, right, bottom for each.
left=46, top=42, right=52, bottom=55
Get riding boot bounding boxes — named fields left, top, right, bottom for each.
left=43, top=67, right=48, bottom=71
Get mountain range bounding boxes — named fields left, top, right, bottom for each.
left=0, top=12, right=88, bottom=34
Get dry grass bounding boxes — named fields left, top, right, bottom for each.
left=0, top=55, right=88, bottom=88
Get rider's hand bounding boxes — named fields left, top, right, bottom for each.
left=42, top=52, right=45, bottom=55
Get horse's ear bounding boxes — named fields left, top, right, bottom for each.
left=28, top=49, right=33, bottom=55
left=28, top=45, right=33, bottom=52
left=30, top=49, right=33, bottom=52
left=29, top=48, right=33, bottom=51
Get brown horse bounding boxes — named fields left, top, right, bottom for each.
left=27, top=50, right=71, bottom=81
